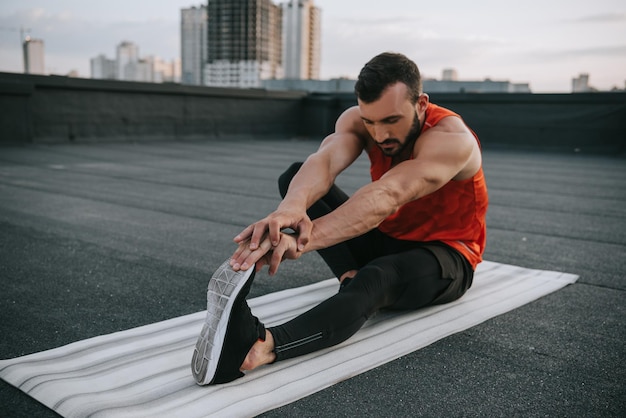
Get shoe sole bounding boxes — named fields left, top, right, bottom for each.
left=191, top=259, right=255, bottom=385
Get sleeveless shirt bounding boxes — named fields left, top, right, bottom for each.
left=366, top=103, right=488, bottom=269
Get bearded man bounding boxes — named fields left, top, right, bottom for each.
left=192, top=52, right=488, bottom=385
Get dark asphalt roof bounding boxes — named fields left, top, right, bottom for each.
left=0, top=139, right=624, bottom=417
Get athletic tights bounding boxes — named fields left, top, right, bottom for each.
left=269, top=163, right=474, bottom=361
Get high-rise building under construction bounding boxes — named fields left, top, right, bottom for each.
left=205, top=0, right=283, bottom=88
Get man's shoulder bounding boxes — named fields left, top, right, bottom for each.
left=425, top=102, right=461, bottom=129
left=338, top=106, right=363, bottom=126
left=335, top=106, right=371, bottom=141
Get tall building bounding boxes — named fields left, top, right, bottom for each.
left=90, top=54, right=116, bottom=79
left=181, top=5, right=208, bottom=85
left=281, top=0, right=321, bottom=80
left=116, top=41, right=139, bottom=81
left=23, top=37, right=45, bottom=75
left=205, top=0, right=283, bottom=88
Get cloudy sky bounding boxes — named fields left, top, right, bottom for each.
left=0, top=0, right=624, bottom=92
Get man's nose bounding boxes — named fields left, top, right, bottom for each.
left=374, top=125, right=389, bottom=142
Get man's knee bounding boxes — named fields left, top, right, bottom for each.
left=278, top=162, right=303, bottom=198
left=340, top=263, right=402, bottom=310
left=349, top=264, right=396, bottom=296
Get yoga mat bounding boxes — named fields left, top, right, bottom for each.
left=0, top=261, right=578, bottom=417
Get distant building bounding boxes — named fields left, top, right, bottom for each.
left=419, top=69, right=531, bottom=92
left=91, top=43, right=180, bottom=83
left=131, top=56, right=180, bottom=83
left=205, top=0, right=283, bottom=88
left=610, top=81, right=626, bottom=92
left=572, top=73, right=596, bottom=93
left=116, top=41, right=140, bottom=81
left=262, top=77, right=355, bottom=92
left=281, top=0, right=321, bottom=80
left=442, top=68, right=458, bottom=81
left=264, top=76, right=531, bottom=93
left=181, top=5, right=208, bottom=85
left=150, top=56, right=181, bottom=83
left=23, top=37, right=45, bottom=75
left=423, top=78, right=531, bottom=93
left=136, top=58, right=154, bottom=82
left=90, top=54, right=116, bottom=79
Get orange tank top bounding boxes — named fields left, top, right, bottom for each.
left=367, top=103, right=488, bottom=269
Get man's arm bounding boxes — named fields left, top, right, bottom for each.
left=306, top=116, right=481, bottom=251
left=276, top=106, right=366, bottom=223
left=233, top=116, right=481, bottom=274
left=231, top=107, right=366, bottom=270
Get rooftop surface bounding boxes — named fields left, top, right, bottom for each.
left=0, top=139, right=624, bottom=417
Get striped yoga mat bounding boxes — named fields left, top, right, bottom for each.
left=0, top=261, right=578, bottom=417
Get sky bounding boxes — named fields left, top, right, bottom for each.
left=0, top=0, right=624, bottom=92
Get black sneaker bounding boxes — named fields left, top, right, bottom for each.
left=191, top=259, right=266, bottom=385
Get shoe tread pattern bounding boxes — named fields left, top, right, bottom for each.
left=191, top=260, right=249, bottom=384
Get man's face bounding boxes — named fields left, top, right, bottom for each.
left=358, top=82, right=424, bottom=157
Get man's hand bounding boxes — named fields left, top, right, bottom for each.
left=231, top=232, right=301, bottom=276
left=233, top=206, right=312, bottom=252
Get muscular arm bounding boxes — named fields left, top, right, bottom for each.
left=305, top=117, right=481, bottom=252
left=278, top=107, right=365, bottom=218
left=231, top=107, right=365, bottom=269
left=233, top=112, right=481, bottom=273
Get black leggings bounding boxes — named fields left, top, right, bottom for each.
left=269, top=163, right=474, bottom=361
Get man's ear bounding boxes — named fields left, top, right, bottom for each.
left=416, top=93, right=429, bottom=113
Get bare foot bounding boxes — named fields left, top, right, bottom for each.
left=339, top=269, right=358, bottom=283
left=240, top=330, right=276, bottom=371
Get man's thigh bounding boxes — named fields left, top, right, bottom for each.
left=376, top=247, right=452, bottom=310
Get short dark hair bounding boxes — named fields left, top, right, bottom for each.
left=354, top=52, right=422, bottom=104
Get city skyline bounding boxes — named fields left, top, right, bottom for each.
left=0, top=0, right=624, bottom=92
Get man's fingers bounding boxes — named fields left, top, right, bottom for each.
left=250, top=222, right=271, bottom=250
left=231, top=244, right=246, bottom=262
left=295, top=217, right=312, bottom=251
left=230, top=233, right=267, bottom=270
left=233, top=224, right=254, bottom=243
left=230, top=244, right=254, bottom=270
left=239, top=238, right=274, bottom=271
left=268, top=243, right=287, bottom=275
left=268, top=218, right=283, bottom=247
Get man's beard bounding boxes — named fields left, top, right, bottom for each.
left=378, top=111, right=422, bottom=157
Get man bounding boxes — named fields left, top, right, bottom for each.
left=191, top=52, right=488, bottom=385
